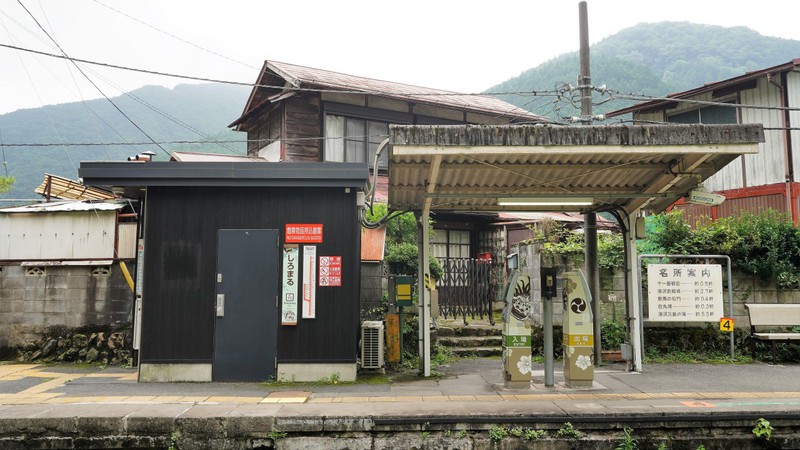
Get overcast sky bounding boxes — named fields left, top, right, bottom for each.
left=1, top=0, right=799, bottom=116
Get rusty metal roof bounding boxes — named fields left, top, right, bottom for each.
left=35, top=174, right=116, bottom=201
left=360, top=227, right=386, bottom=262
left=231, top=60, right=546, bottom=127
left=607, top=59, right=800, bottom=117
left=388, top=123, right=763, bottom=215
left=171, top=152, right=266, bottom=162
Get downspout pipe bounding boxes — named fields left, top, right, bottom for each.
left=767, top=72, right=795, bottom=223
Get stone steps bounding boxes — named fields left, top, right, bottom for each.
left=438, top=324, right=502, bottom=337
left=438, top=335, right=502, bottom=348
left=446, top=346, right=503, bottom=357
left=438, top=322, right=504, bottom=358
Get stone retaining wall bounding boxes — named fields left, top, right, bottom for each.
left=0, top=264, right=132, bottom=354
left=1, top=410, right=798, bottom=449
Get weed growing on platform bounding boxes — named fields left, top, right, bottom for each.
left=488, top=425, right=507, bottom=442
left=168, top=431, right=181, bottom=450
left=267, top=431, right=287, bottom=441
left=615, top=427, right=638, bottom=450
left=556, top=422, right=582, bottom=439
left=523, top=428, right=545, bottom=440
left=656, top=443, right=668, bottom=450
left=420, top=422, right=431, bottom=441
left=752, top=417, right=773, bottom=441
left=455, top=430, right=467, bottom=438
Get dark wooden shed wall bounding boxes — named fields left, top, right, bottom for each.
left=141, top=185, right=360, bottom=364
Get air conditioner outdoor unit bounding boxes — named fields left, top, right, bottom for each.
left=361, top=321, right=384, bottom=370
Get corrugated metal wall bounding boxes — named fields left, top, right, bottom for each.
left=719, top=194, right=787, bottom=217
left=637, top=77, right=790, bottom=193
left=0, top=211, right=116, bottom=261
left=140, top=186, right=360, bottom=365
left=788, top=71, right=800, bottom=180
left=740, top=77, right=786, bottom=188
left=672, top=193, right=788, bottom=228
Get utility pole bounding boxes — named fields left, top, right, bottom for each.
left=578, top=1, right=602, bottom=365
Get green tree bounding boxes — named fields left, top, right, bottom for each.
left=366, top=204, right=443, bottom=280
left=0, top=176, right=14, bottom=193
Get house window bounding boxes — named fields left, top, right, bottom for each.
left=432, top=229, right=471, bottom=261
left=324, top=115, right=389, bottom=168
left=667, top=103, right=738, bottom=124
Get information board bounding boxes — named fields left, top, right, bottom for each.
left=647, top=263, right=724, bottom=322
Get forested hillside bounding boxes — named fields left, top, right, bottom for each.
left=0, top=83, right=249, bottom=200
left=5, top=22, right=800, bottom=200
left=490, top=22, right=800, bottom=120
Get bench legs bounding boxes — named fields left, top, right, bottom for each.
left=771, top=341, right=777, bottom=365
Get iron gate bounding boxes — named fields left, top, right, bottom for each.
left=437, top=258, right=494, bottom=324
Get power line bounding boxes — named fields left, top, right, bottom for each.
left=0, top=42, right=564, bottom=99
left=79, top=64, right=246, bottom=156
left=91, top=0, right=258, bottom=71
left=0, top=134, right=386, bottom=148
left=0, top=12, right=77, bottom=175
left=599, top=87, right=800, bottom=112
left=15, top=0, right=170, bottom=156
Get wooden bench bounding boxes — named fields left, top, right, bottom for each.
left=745, top=304, right=800, bottom=364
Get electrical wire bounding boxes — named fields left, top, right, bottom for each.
left=0, top=133, right=388, bottom=147
left=15, top=0, right=170, bottom=156
left=0, top=129, right=8, bottom=176
left=91, top=0, right=257, bottom=71
left=80, top=64, right=246, bottom=156
left=0, top=42, right=564, bottom=100
left=33, top=0, right=113, bottom=160
left=0, top=12, right=77, bottom=175
left=601, top=87, right=800, bottom=112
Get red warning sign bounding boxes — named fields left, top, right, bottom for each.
left=319, top=256, right=342, bottom=287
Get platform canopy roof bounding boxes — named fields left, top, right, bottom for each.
left=387, top=124, right=763, bottom=216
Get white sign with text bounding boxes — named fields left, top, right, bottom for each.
left=647, top=263, right=724, bottom=322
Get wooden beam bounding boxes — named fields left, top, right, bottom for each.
left=391, top=144, right=759, bottom=157
left=422, top=155, right=442, bottom=217
left=626, top=153, right=712, bottom=213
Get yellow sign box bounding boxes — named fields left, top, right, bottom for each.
left=396, top=283, right=411, bottom=300
left=719, top=317, right=734, bottom=332
left=565, top=334, right=594, bottom=347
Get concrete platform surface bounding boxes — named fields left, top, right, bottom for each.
left=1, top=359, right=799, bottom=413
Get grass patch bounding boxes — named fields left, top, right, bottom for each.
left=644, top=349, right=753, bottom=364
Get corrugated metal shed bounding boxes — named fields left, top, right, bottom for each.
left=360, top=227, right=386, bottom=262
left=388, top=124, right=763, bottom=215
left=0, top=201, right=123, bottom=261
left=0, top=200, right=124, bottom=213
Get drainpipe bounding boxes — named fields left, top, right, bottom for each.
left=767, top=72, right=795, bottom=223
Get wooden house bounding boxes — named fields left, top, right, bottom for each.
left=607, top=59, right=800, bottom=225
left=229, top=60, right=546, bottom=162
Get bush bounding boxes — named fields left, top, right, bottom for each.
left=644, top=210, right=800, bottom=285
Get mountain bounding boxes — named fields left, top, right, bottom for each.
left=489, top=22, right=800, bottom=120
left=0, top=83, right=250, bottom=200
